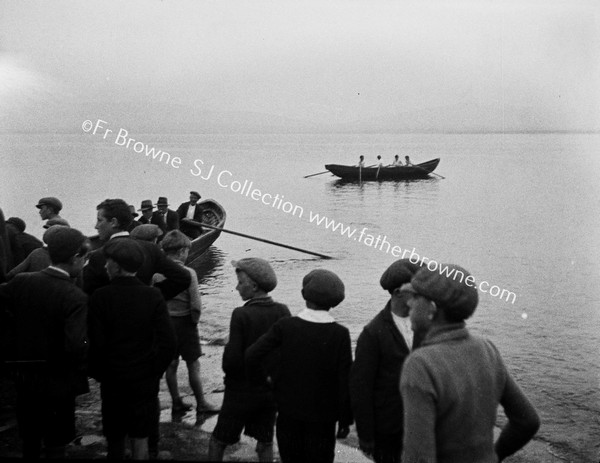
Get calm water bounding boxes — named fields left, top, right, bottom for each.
left=2, top=132, right=599, bottom=461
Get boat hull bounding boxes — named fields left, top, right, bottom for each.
left=325, top=158, right=440, bottom=180
left=186, top=199, right=227, bottom=265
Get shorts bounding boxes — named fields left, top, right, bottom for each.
left=171, top=315, right=202, bottom=362
left=100, top=377, right=159, bottom=439
left=211, top=389, right=277, bottom=445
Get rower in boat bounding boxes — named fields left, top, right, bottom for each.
left=357, top=155, right=365, bottom=167
left=177, top=191, right=204, bottom=239
left=391, top=155, right=403, bottom=166
left=404, top=155, right=412, bottom=166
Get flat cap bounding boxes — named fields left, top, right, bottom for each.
left=45, top=227, right=86, bottom=264
left=104, top=239, right=145, bottom=272
left=6, top=217, right=26, bottom=233
left=232, top=258, right=277, bottom=292
left=380, top=259, right=422, bottom=292
left=410, top=264, right=478, bottom=321
left=43, top=217, right=70, bottom=229
left=302, top=269, right=345, bottom=308
left=36, top=197, right=63, bottom=212
left=130, top=224, right=163, bottom=242
left=190, top=191, right=201, bottom=199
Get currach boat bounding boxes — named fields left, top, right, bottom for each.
left=184, top=199, right=227, bottom=265
left=325, top=158, right=440, bottom=181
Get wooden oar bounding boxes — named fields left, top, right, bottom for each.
left=193, top=221, right=332, bottom=259
left=304, top=170, right=330, bottom=178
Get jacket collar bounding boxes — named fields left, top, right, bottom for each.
left=42, top=266, right=71, bottom=280
left=244, top=296, right=274, bottom=307
left=382, top=301, right=411, bottom=351
left=421, top=322, right=469, bottom=347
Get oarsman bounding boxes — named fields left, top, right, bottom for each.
left=138, top=199, right=154, bottom=225
left=177, top=191, right=204, bottom=239
left=391, top=155, right=403, bottom=166
left=0, top=227, right=89, bottom=459
left=36, top=197, right=69, bottom=226
left=404, top=155, right=412, bottom=166
left=350, top=259, right=427, bottom=463
left=5, top=217, right=43, bottom=270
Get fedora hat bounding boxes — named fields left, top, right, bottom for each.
left=128, top=205, right=139, bottom=218
left=138, top=199, right=154, bottom=212
left=155, top=197, right=169, bottom=207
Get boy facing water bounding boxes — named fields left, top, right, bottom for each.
left=152, top=230, right=218, bottom=420
left=246, top=269, right=353, bottom=463
left=208, top=258, right=291, bottom=462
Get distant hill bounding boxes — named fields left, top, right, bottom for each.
left=1, top=100, right=597, bottom=134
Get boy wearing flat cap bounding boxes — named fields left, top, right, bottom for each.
left=88, top=239, right=176, bottom=460
left=0, top=227, right=89, bottom=458
left=350, top=258, right=426, bottom=463
left=209, top=258, right=290, bottom=462
left=246, top=269, right=353, bottom=463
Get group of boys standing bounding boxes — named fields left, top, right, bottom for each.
left=0, top=194, right=539, bottom=462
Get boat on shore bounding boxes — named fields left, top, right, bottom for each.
left=325, top=158, right=440, bottom=180
left=184, top=199, right=227, bottom=265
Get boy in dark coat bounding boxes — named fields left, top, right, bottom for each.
left=208, top=258, right=291, bottom=462
left=0, top=226, right=89, bottom=458
left=246, top=269, right=353, bottom=463
left=88, top=239, right=176, bottom=460
left=350, top=259, right=426, bottom=463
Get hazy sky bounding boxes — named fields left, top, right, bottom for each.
left=1, top=0, right=599, bottom=131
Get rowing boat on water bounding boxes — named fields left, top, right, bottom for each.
left=185, top=199, right=226, bottom=265
left=325, top=158, right=440, bottom=180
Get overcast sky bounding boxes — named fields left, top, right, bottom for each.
left=1, top=0, right=599, bottom=131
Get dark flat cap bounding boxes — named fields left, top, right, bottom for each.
left=410, top=264, right=478, bottom=321
left=130, top=224, right=163, bottom=242
left=190, top=191, right=201, bottom=199
left=232, top=258, right=277, bottom=292
left=302, top=269, right=345, bottom=309
left=45, top=227, right=86, bottom=264
left=6, top=217, right=26, bottom=233
left=103, top=239, right=145, bottom=272
left=380, top=259, right=423, bottom=292
left=36, top=197, right=63, bottom=212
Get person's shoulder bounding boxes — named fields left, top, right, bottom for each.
left=363, top=308, right=388, bottom=331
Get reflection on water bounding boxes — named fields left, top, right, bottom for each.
left=188, top=246, right=227, bottom=286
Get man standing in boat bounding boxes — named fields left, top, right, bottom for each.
left=151, top=197, right=179, bottom=239
left=176, top=191, right=204, bottom=239
left=138, top=200, right=154, bottom=225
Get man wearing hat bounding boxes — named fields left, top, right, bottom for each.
left=0, top=227, right=89, bottom=458
left=350, top=259, right=426, bottom=463
left=176, top=191, right=204, bottom=239
left=5, top=217, right=43, bottom=270
left=245, top=269, right=352, bottom=463
left=36, top=197, right=69, bottom=227
left=208, top=258, right=290, bottom=462
left=151, top=197, right=179, bottom=238
left=126, top=205, right=141, bottom=232
left=137, top=200, right=154, bottom=225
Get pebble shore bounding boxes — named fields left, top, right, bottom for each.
left=0, top=344, right=570, bottom=462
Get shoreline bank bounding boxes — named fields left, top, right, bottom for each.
left=0, top=344, right=576, bottom=462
